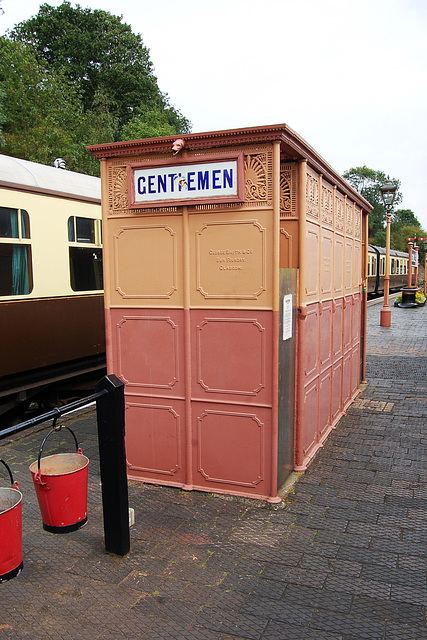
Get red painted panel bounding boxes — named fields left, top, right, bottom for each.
left=304, top=306, right=319, bottom=383
left=110, top=308, right=185, bottom=398
left=352, top=294, right=361, bottom=346
left=343, top=351, right=352, bottom=406
left=332, top=300, right=343, bottom=361
left=319, top=368, right=332, bottom=437
left=125, top=398, right=185, bottom=484
left=351, top=344, right=360, bottom=395
left=191, top=310, right=273, bottom=406
left=192, top=403, right=272, bottom=498
left=302, top=379, right=318, bottom=456
left=320, top=301, right=333, bottom=372
left=343, top=297, right=353, bottom=353
left=332, top=360, right=343, bottom=421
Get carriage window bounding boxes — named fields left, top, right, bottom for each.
left=68, top=216, right=102, bottom=291
left=69, top=247, right=103, bottom=291
left=0, top=208, right=32, bottom=296
left=0, top=243, right=33, bottom=296
left=68, top=216, right=96, bottom=243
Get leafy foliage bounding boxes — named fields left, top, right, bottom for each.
left=1, top=2, right=191, bottom=174
left=343, top=165, right=402, bottom=241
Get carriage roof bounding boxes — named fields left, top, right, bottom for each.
left=0, top=154, right=101, bottom=202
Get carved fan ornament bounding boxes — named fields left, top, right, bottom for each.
left=111, top=166, right=128, bottom=211
left=245, top=154, right=267, bottom=201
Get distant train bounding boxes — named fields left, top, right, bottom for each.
left=367, top=244, right=412, bottom=297
left=0, top=154, right=105, bottom=423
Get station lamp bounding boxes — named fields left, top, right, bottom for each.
left=379, top=177, right=397, bottom=327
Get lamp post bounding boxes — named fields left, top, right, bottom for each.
left=379, top=178, right=397, bottom=327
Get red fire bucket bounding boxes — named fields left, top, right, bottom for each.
left=0, top=459, right=23, bottom=582
left=29, top=425, right=89, bottom=534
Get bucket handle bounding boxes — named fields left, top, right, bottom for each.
left=0, top=459, right=19, bottom=490
left=35, top=420, right=82, bottom=485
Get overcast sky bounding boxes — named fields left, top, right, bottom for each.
left=2, top=0, right=427, bottom=229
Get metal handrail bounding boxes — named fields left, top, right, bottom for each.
left=0, top=389, right=108, bottom=440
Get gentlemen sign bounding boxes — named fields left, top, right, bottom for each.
left=129, top=153, right=244, bottom=208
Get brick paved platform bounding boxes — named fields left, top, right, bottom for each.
left=1, top=301, right=426, bottom=639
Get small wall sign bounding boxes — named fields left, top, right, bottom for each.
left=129, top=153, right=244, bottom=209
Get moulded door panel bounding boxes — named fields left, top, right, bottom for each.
left=304, top=305, right=320, bottom=384
left=343, top=351, right=352, bottom=406
left=110, top=308, right=185, bottom=398
left=343, top=298, right=353, bottom=353
left=305, top=222, right=320, bottom=302
left=351, top=344, right=360, bottom=395
left=302, top=379, right=318, bottom=457
left=125, top=397, right=185, bottom=485
left=188, top=211, right=274, bottom=308
left=334, top=236, right=344, bottom=297
left=107, top=215, right=184, bottom=307
left=332, top=360, right=343, bottom=421
left=190, top=309, right=273, bottom=406
left=192, top=402, right=272, bottom=497
left=319, top=368, right=332, bottom=438
left=321, top=230, right=333, bottom=298
left=319, top=301, right=333, bottom=372
left=332, top=301, right=344, bottom=361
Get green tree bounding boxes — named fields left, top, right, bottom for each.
left=10, top=2, right=190, bottom=140
left=391, top=208, right=420, bottom=229
left=0, top=37, right=86, bottom=168
left=343, top=165, right=402, bottom=242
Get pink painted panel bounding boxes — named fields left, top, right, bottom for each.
left=319, top=301, right=333, bottom=372
left=342, top=350, right=352, bottom=406
left=332, top=300, right=343, bottom=361
left=332, top=360, right=343, bottom=421
left=343, top=297, right=352, bottom=353
left=302, top=379, right=318, bottom=456
left=304, top=305, right=319, bottom=384
left=125, top=398, right=185, bottom=484
left=110, top=308, right=185, bottom=398
left=319, top=368, right=332, bottom=438
left=192, top=403, right=272, bottom=497
left=352, top=294, right=361, bottom=346
left=351, top=344, right=360, bottom=395
left=191, top=310, right=273, bottom=406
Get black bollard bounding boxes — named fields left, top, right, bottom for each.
left=95, top=374, right=130, bottom=556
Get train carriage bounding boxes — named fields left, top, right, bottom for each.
left=0, top=154, right=105, bottom=422
left=367, top=244, right=411, bottom=297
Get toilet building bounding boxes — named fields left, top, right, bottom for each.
left=89, top=124, right=372, bottom=502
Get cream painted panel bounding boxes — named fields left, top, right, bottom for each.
left=107, top=215, right=184, bottom=307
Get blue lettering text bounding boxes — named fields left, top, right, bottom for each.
left=223, top=169, right=233, bottom=189
left=213, top=169, right=221, bottom=189
left=138, top=176, right=146, bottom=194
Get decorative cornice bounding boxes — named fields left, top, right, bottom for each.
left=88, top=123, right=372, bottom=213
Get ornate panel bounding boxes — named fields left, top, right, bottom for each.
left=321, top=230, right=333, bottom=297
left=304, top=305, right=319, bottom=383
left=332, top=300, right=344, bottom=361
left=351, top=344, right=360, bottom=395
left=342, top=350, right=352, bottom=406
left=334, top=235, right=344, bottom=296
left=345, top=238, right=353, bottom=293
left=306, top=169, right=319, bottom=219
left=319, top=301, right=333, bottom=371
left=280, top=163, right=298, bottom=218
left=354, top=206, right=361, bottom=239
left=190, top=212, right=273, bottom=307
left=125, top=400, right=183, bottom=477
left=346, top=201, right=354, bottom=237
left=195, top=317, right=267, bottom=397
left=302, top=379, right=318, bottom=456
left=321, top=181, right=334, bottom=227
left=108, top=217, right=183, bottom=307
left=305, top=222, right=319, bottom=299
left=116, top=315, right=180, bottom=390
left=196, top=408, right=265, bottom=487
left=319, top=368, right=332, bottom=437
left=331, top=360, right=343, bottom=421
left=335, top=192, right=344, bottom=231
